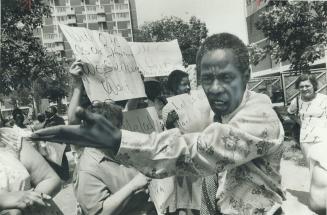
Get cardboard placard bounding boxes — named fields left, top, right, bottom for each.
left=122, top=107, right=162, bottom=134
left=148, top=177, right=176, bottom=215
left=167, top=88, right=212, bottom=133
left=59, top=24, right=146, bottom=101
left=129, top=40, right=184, bottom=77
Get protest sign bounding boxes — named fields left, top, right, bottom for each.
left=166, top=88, right=212, bottom=133
left=122, top=107, right=162, bottom=133
left=186, top=64, right=197, bottom=90
left=129, top=40, right=184, bottom=77
left=148, top=177, right=176, bottom=215
left=59, top=24, right=146, bottom=101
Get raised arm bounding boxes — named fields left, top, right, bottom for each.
left=68, top=61, right=85, bottom=125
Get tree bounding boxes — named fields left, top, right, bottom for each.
left=1, top=0, right=68, bottom=112
left=134, top=16, right=208, bottom=65
left=250, top=1, right=327, bottom=73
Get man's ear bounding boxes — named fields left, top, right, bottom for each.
left=243, top=68, right=250, bottom=84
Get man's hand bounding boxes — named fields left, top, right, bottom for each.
left=165, top=110, right=179, bottom=129
left=130, top=173, right=151, bottom=194
left=0, top=190, right=52, bottom=211
left=30, top=107, right=122, bottom=153
left=70, top=60, right=84, bottom=87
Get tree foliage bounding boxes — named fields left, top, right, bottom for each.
left=251, top=1, right=327, bottom=73
left=134, top=16, right=208, bottom=65
left=1, top=0, right=68, bottom=104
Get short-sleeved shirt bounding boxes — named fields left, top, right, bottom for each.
left=74, top=148, right=156, bottom=215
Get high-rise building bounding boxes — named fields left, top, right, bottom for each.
left=39, top=0, right=138, bottom=60
left=245, top=0, right=327, bottom=103
left=245, top=0, right=325, bottom=77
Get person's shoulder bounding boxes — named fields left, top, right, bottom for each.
left=78, top=148, right=104, bottom=171
left=247, top=90, right=272, bottom=106
left=0, top=127, right=22, bottom=156
left=317, top=93, right=327, bottom=100
left=240, top=91, right=278, bottom=119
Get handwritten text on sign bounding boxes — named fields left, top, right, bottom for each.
left=59, top=24, right=145, bottom=101
left=129, top=40, right=184, bottom=77
left=149, top=177, right=176, bottom=215
left=167, top=89, right=212, bottom=133
left=122, top=107, right=162, bottom=134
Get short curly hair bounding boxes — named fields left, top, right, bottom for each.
left=12, top=108, right=24, bottom=120
left=196, top=33, right=250, bottom=75
left=295, top=74, right=318, bottom=91
left=167, top=70, right=189, bottom=93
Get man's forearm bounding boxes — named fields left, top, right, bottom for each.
left=101, top=182, right=137, bottom=215
left=34, top=177, right=61, bottom=196
left=68, top=85, right=83, bottom=125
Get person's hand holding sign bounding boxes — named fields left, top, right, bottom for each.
left=30, top=107, right=122, bottom=154
left=165, top=110, right=179, bottom=129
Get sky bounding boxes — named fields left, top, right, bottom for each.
left=134, top=0, right=249, bottom=44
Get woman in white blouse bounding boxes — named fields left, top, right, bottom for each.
left=288, top=74, right=327, bottom=214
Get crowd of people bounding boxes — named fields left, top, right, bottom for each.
left=0, top=33, right=327, bottom=215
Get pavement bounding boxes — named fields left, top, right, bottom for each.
left=53, top=153, right=317, bottom=215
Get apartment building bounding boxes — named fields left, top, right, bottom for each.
left=245, top=0, right=325, bottom=77
left=39, top=0, right=138, bottom=60
left=245, top=0, right=326, bottom=103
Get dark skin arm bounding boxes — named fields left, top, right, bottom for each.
left=30, top=107, right=122, bottom=154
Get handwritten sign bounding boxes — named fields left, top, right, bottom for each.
left=122, top=107, right=162, bottom=133
left=129, top=40, right=184, bottom=77
left=186, top=64, right=197, bottom=90
left=166, top=88, right=212, bottom=133
left=59, top=24, right=146, bottom=101
left=149, top=177, right=176, bottom=215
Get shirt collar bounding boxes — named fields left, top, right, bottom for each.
left=87, top=148, right=118, bottom=163
left=221, top=89, right=250, bottom=123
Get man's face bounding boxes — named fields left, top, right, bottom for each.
left=175, top=76, right=191, bottom=95
left=200, top=49, right=249, bottom=115
left=14, top=113, right=24, bottom=125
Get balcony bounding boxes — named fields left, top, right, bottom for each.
left=67, top=16, right=77, bottom=24
left=43, top=33, right=64, bottom=43
left=97, top=15, right=106, bottom=22
left=45, top=43, right=64, bottom=52
left=96, top=5, right=105, bottom=14
left=114, top=4, right=129, bottom=12
left=114, top=16, right=130, bottom=22
left=83, top=14, right=98, bottom=23
left=53, top=6, right=75, bottom=16
left=82, top=5, right=97, bottom=14
left=66, top=7, right=75, bottom=15
left=54, top=43, right=65, bottom=51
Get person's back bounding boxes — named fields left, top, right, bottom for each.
left=74, top=102, right=156, bottom=215
left=75, top=147, right=155, bottom=215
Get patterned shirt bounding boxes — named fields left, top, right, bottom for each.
left=116, top=90, right=285, bottom=215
